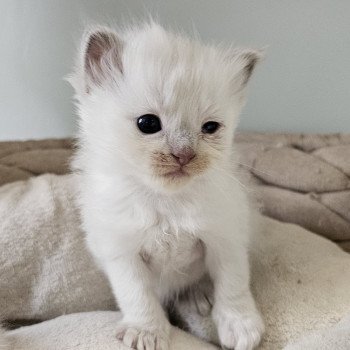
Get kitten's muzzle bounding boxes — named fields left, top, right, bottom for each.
left=170, top=147, right=196, bottom=166
left=152, top=148, right=208, bottom=180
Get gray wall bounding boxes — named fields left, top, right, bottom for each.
left=1, top=0, right=350, bottom=140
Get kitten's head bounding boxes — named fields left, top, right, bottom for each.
left=70, top=23, right=262, bottom=193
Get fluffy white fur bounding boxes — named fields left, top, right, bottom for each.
left=69, top=22, right=264, bottom=350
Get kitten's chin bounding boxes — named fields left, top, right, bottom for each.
left=146, top=171, right=195, bottom=194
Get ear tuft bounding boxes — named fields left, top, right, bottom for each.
left=229, top=48, right=264, bottom=92
left=83, top=27, right=123, bottom=89
left=241, top=51, right=262, bottom=83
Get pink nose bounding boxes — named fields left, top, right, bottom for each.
left=171, top=148, right=196, bottom=166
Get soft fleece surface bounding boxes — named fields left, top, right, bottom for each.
left=1, top=174, right=350, bottom=349
left=7, top=312, right=217, bottom=350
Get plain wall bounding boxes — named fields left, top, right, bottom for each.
left=1, top=0, right=349, bottom=140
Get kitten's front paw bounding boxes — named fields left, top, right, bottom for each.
left=214, top=308, right=264, bottom=350
left=116, top=323, right=170, bottom=350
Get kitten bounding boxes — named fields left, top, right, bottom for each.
left=70, top=22, right=264, bottom=350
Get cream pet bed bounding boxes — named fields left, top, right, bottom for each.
left=0, top=133, right=350, bottom=349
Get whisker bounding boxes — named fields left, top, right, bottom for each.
left=206, top=176, right=232, bottom=202
left=210, top=166, right=254, bottom=193
left=152, top=164, right=178, bottom=168
left=232, top=160, right=275, bottom=178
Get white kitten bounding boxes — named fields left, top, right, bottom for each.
left=70, top=22, right=264, bottom=350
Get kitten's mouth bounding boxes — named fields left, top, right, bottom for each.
left=163, top=168, right=189, bottom=178
left=152, top=152, right=210, bottom=184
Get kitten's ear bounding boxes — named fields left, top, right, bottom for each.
left=82, top=27, right=123, bottom=90
left=228, top=48, right=264, bottom=93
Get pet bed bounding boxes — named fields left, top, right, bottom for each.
left=0, top=133, right=349, bottom=349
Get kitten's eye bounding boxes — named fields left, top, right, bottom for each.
left=137, top=114, right=162, bottom=134
left=201, top=121, right=220, bottom=134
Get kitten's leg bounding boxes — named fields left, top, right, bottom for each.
left=206, top=243, right=264, bottom=350
left=102, top=255, right=170, bottom=350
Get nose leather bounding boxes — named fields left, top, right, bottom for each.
left=171, top=148, right=196, bottom=166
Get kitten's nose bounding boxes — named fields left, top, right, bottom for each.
left=171, top=148, right=196, bottom=166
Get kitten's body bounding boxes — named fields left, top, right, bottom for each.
left=69, top=23, right=264, bottom=350
left=0, top=22, right=266, bottom=350
left=77, top=156, right=248, bottom=300
left=0, top=23, right=264, bottom=350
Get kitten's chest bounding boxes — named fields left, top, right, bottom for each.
left=105, top=188, right=209, bottom=292
left=138, top=202, right=207, bottom=294
left=141, top=225, right=204, bottom=266
left=142, top=197, right=203, bottom=261
left=140, top=225, right=206, bottom=294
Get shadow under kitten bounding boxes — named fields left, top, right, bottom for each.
left=167, top=274, right=220, bottom=346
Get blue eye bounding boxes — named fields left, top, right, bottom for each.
left=137, top=114, right=162, bottom=134
left=202, top=121, right=220, bottom=134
